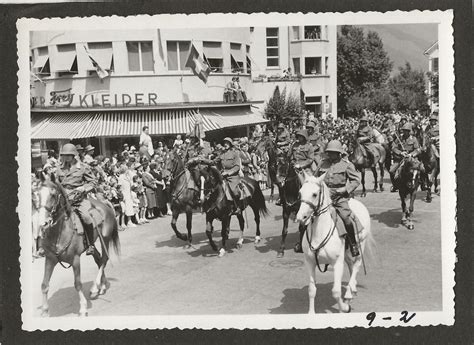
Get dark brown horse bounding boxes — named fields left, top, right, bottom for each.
left=35, top=176, right=120, bottom=317
left=419, top=135, right=440, bottom=203
left=199, top=165, right=268, bottom=257
left=349, top=140, right=387, bottom=197
left=397, top=157, right=422, bottom=230
left=256, top=136, right=306, bottom=258
left=163, top=150, right=200, bottom=246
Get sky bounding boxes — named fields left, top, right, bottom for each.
left=355, top=24, right=438, bottom=75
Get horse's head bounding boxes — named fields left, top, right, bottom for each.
left=402, top=157, right=422, bottom=190
left=35, top=174, right=69, bottom=236
left=296, top=172, right=328, bottom=226
left=164, top=149, right=184, bottom=177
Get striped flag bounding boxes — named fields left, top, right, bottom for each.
left=185, top=44, right=211, bottom=84
left=84, top=46, right=109, bottom=80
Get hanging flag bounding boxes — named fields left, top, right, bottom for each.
left=185, top=44, right=211, bottom=84
left=30, top=71, right=45, bottom=84
left=157, top=29, right=166, bottom=67
left=84, top=46, right=109, bottom=80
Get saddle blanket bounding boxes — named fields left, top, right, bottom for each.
left=331, top=208, right=364, bottom=239
left=72, top=203, right=105, bottom=235
left=223, top=179, right=254, bottom=201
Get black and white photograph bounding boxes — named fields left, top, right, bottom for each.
left=17, top=10, right=456, bottom=331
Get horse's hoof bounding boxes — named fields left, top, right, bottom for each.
left=360, top=193, right=366, bottom=198
left=185, top=243, right=192, bottom=249
left=380, top=186, right=384, bottom=192
left=345, top=305, right=352, bottom=313
left=424, top=198, right=432, bottom=203
left=254, top=236, right=261, bottom=244
left=277, top=251, right=284, bottom=258
left=99, top=288, right=106, bottom=296
left=408, top=224, right=415, bottom=230
left=79, top=311, right=88, bottom=317
left=294, top=243, right=303, bottom=253
left=218, top=248, right=226, bottom=257
left=89, top=291, right=99, bottom=300
left=236, top=242, right=243, bottom=250
left=41, top=309, right=49, bottom=317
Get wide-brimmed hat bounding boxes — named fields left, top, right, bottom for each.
left=223, top=137, right=233, bottom=146
left=84, top=144, right=95, bottom=152
left=61, top=143, right=79, bottom=156
left=306, top=121, right=316, bottom=129
left=325, top=140, right=344, bottom=153
left=359, top=116, right=369, bottom=122
left=401, top=123, right=413, bottom=131
left=75, top=144, right=84, bottom=151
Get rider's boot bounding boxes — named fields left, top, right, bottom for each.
left=345, top=223, right=360, bottom=257
left=389, top=173, right=398, bottom=192
left=275, top=198, right=282, bottom=206
left=83, top=223, right=96, bottom=256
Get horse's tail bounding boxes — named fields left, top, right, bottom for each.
left=361, top=229, right=378, bottom=270
left=110, top=219, right=121, bottom=257
left=249, top=179, right=269, bottom=217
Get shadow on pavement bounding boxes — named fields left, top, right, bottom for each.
left=254, top=232, right=299, bottom=255
left=370, top=208, right=404, bottom=228
left=154, top=231, right=209, bottom=250
left=268, top=283, right=339, bottom=314
left=46, top=281, right=94, bottom=317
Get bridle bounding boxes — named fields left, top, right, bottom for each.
left=300, top=182, right=335, bottom=273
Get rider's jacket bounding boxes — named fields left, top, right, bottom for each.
left=239, top=149, right=252, bottom=174
left=356, top=125, right=374, bottom=143
left=276, top=129, right=291, bottom=148
left=308, top=132, right=323, bottom=152
left=56, top=160, right=97, bottom=196
left=289, top=142, right=314, bottom=169
left=218, top=148, right=241, bottom=177
left=427, top=124, right=439, bottom=139
left=316, top=158, right=360, bottom=193
left=391, top=135, right=420, bottom=161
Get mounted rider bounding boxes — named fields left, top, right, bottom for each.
left=289, top=129, right=316, bottom=182
left=426, top=112, right=440, bottom=158
left=215, top=137, right=242, bottom=214
left=389, top=122, right=422, bottom=192
left=306, top=120, right=324, bottom=167
left=238, top=137, right=253, bottom=177
left=55, top=143, right=97, bottom=255
left=184, top=133, right=212, bottom=203
left=315, top=140, right=361, bottom=257
left=356, top=116, right=378, bottom=162
left=276, top=123, right=291, bottom=156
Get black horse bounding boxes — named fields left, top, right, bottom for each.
left=163, top=150, right=201, bottom=246
left=199, top=165, right=268, bottom=257
left=256, top=136, right=305, bottom=258
left=419, top=135, right=440, bottom=203
left=397, top=156, right=422, bottom=230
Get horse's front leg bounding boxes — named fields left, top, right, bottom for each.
left=41, top=257, right=57, bottom=317
left=304, top=251, right=317, bottom=314
left=378, top=163, right=385, bottom=192
left=171, top=208, right=187, bottom=242
left=218, top=217, right=230, bottom=257
left=372, top=166, right=378, bottom=192
left=236, top=213, right=245, bottom=249
left=185, top=206, right=193, bottom=247
left=360, top=170, right=366, bottom=197
left=400, top=192, right=407, bottom=225
left=252, top=204, right=261, bottom=243
left=333, top=251, right=351, bottom=313
left=72, top=256, right=88, bottom=316
left=407, top=192, right=416, bottom=230
left=278, top=206, right=290, bottom=258
left=205, top=214, right=218, bottom=252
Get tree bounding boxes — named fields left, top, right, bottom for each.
left=337, top=26, right=393, bottom=117
left=389, top=62, right=429, bottom=113
left=264, top=86, right=304, bottom=122
left=427, top=71, right=439, bottom=106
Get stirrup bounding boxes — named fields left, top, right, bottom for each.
left=85, top=246, right=95, bottom=256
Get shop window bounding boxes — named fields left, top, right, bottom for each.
left=33, top=46, right=50, bottom=77
left=305, top=96, right=322, bottom=115
left=246, top=45, right=251, bottom=73
left=304, top=26, right=321, bottom=40
left=292, top=26, right=300, bottom=40
left=266, top=27, right=279, bottom=68
left=305, top=57, right=322, bottom=75
left=127, top=41, right=154, bottom=72
left=230, top=43, right=244, bottom=73
left=55, top=44, right=78, bottom=76
left=292, top=57, right=300, bottom=75
left=166, top=41, right=191, bottom=71
left=203, top=41, right=223, bottom=73
left=325, top=57, right=329, bottom=74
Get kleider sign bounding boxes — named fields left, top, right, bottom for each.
left=31, top=88, right=158, bottom=108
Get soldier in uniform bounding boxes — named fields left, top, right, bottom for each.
left=315, top=140, right=361, bottom=257
left=239, top=137, right=253, bottom=177
left=306, top=120, right=324, bottom=167
left=356, top=116, right=377, bottom=162
left=389, top=122, right=422, bottom=191
left=55, top=143, right=97, bottom=255
left=215, top=137, right=242, bottom=214
left=276, top=123, right=291, bottom=155
left=426, top=112, right=440, bottom=158
left=289, top=129, right=315, bottom=181
left=83, top=145, right=95, bottom=165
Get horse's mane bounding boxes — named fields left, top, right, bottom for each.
left=43, top=178, right=72, bottom=216
left=207, top=165, right=224, bottom=184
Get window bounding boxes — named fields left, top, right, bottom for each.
left=304, top=26, right=321, bottom=40
left=55, top=44, right=77, bottom=75
left=246, top=45, right=251, bottom=73
left=432, top=57, right=438, bottom=73
left=305, top=96, right=322, bottom=115
left=230, top=43, right=244, bottom=73
left=203, top=41, right=223, bottom=73
left=305, top=57, right=322, bottom=75
left=127, top=41, right=154, bottom=72
left=33, top=46, right=50, bottom=77
left=325, top=57, right=329, bottom=74
left=292, top=26, right=300, bottom=40
left=292, top=57, right=300, bottom=75
left=86, top=42, right=114, bottom=74
left=266, top=27, right=279, bottom=67
left=166, top=41, right=191, bottom=71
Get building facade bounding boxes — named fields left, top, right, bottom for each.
left=30, top=25, right=337, bottom=162
left=423, top=41, right=439, bottom=113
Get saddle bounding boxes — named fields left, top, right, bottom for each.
left=222, top=179, right=253, bottom=201
left=72, top=200, right=105, bottom=236
left=331, top=208, right=364, bottom=240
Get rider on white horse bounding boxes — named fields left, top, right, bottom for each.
left=315, top=140, right=361, bottom=257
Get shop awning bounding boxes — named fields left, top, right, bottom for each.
left=52, top=51, right=76, bottom=72
left=33, top=55, right=49, bottom=70
left=31, top=112, right=98, bottom=139
left=199, top=107, right=269, bottom=130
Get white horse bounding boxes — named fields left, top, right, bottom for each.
left=296, top=173, right=373, bottom=313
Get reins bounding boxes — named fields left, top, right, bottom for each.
left=301, top=182, right=335, bottom=273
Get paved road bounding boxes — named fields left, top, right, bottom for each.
left=30, top=176, right=442, bottom=317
